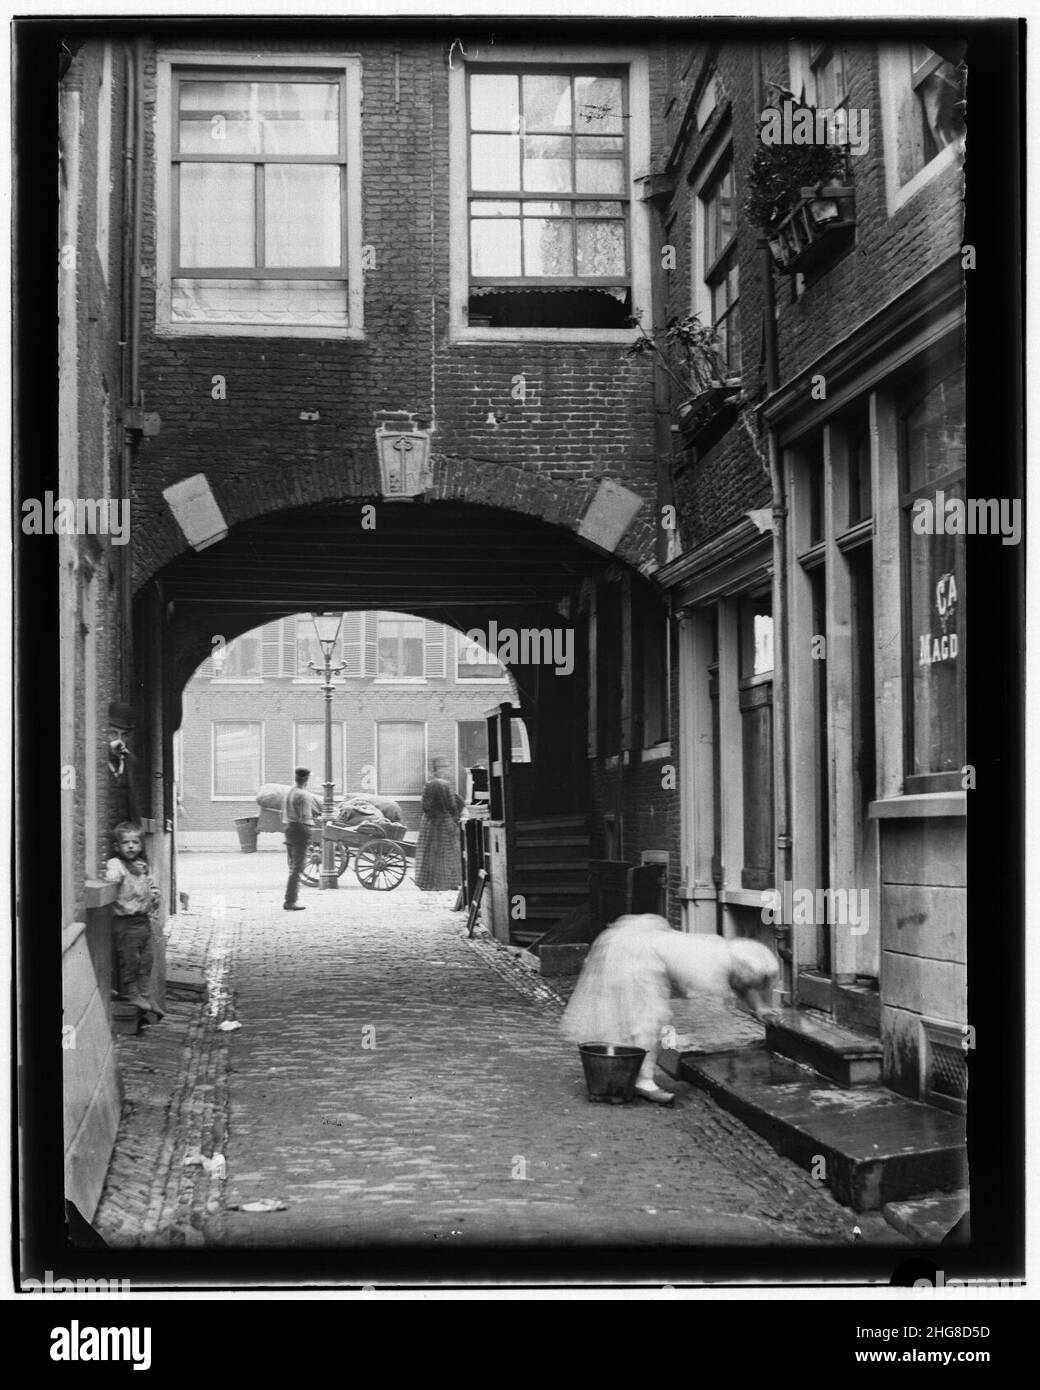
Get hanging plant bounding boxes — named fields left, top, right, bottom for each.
left=742, top=100, right=849, bottom=233
left=625, top=312, right=732, bottom=397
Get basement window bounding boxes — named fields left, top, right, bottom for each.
left=465, top=68, right=632, bottom=329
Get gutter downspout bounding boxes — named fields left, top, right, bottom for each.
left=752, top=44, right=793, bottom=999
left=119, top=40, right=144, bottom=702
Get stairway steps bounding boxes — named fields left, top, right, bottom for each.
left=511, top=861, right=588, bottom=874
left=678, top=1048, right=966, bottom=1211
left=766, top=1008, right=883, bottom=1086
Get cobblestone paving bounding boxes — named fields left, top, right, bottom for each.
left=95, top=853, right=887, bottom=1251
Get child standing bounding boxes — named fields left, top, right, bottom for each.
left=105, top=822, right=163, bottom=1026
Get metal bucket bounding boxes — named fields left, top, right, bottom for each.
left=577, top=1044, right=646, bottom=1105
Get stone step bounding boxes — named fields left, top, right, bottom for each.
left=678, top=1048, right=966, bottom=1211
left=766, top=1007, right=883, bottom=1085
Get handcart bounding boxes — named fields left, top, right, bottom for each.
left=300, top=818, right=414, bottom=891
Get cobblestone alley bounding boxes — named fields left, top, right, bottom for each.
left=94, top=852, right=885, bottom=1250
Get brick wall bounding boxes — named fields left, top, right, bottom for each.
left=660, top=39, right=964, bottom=550
left=130, top=35, right=660, bottom=590
left=178, top=669, right=516, bottom=834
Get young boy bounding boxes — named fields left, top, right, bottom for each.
left=105, top=822, right=163, bottom=1026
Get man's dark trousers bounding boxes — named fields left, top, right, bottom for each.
left=284, top=824, right=312, bottom=907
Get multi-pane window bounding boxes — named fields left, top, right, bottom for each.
left=376, top=616, right=425, bottom=678
left=376, top=722, right=427, bottom=797
left=213, top=632, right=261, bottom=680
left=456, top=632, right=509, bottom=681
left=895, top=45, right=966, bottom=188
left=170, top=68, right=349, bottom=328
left=213, top=722, right=263, bottom=797
left=294, top=721, right=344, bottom=794
left=901, top=366, right=966, bottom=786
left=701, top=156, right=740, bottom=377
left=809, top=43, right=848, bottom=110
left=466, top=68, right=631, bottom=328
left=294, top=615, right=345, bottom=677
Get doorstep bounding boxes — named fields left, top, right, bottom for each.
left=677, top=1047, right=967, bottom=1214
left=766, top=1007, right=883, bottom=1086
left=882, top=1191, right=970, bottom=1246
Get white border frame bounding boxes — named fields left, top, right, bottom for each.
left=448, top=42, right=651, bottom=344
left=154, top=51, right=364, bottom=339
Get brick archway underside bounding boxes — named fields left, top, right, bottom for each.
left=151, top=498, right=653, bottom=707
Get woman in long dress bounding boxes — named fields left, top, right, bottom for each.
left=414, top=758, right=464, bottom=891
left=561, top=914, right=779, bottom=1104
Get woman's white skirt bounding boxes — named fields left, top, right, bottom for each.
left=560, top=916, right=676, bottom=1053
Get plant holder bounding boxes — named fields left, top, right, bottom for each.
left=767, top=185, right=856, bottom=276
left=577, top=1043, right=647, bottom=1104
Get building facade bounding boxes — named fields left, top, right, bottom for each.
left=177, top=612, right=523, bottom=839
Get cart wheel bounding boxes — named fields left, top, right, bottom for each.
left=300, top=841, right=349, bottom=888
left=354, top=839, right=408, bottom=891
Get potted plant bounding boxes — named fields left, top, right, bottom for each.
left=743, top=101, right=856, bottom=274
left=627, top=312, right=742, bottom=448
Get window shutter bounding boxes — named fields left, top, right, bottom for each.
left=363, top=612, right=379, bottom=677
left=262, top=621, right=282, bottom=678
left=343, top=612, right=363, bottom=677
left=424, top=620, right=446, bottom=678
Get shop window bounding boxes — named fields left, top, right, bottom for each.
left=901, top=367, right=966, bottom=789
left=213, top=722, right=263, bottom=797
left=847, top=411, right=872, bottom=526
left=294, top=721, right=344, bottom=794
left=156, top=54, right=362, bottom=335
left=465, top=67, right=631, bottom=328
left=376, top=722, right=427, bottom=797
left=738, top=594, right=774, bottom=891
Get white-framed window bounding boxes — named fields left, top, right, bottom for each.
left=449, top=43, right=651, bottom=343
left=212, top=721, right=263, bottom=798
left=155, top=51, right=363, bottom=337
left=95, top=43, right=113, bottom=282
left=455, top=630, right=509, bottom=682
left=375, top=721, right=428, bottom=799
left=376, top=615, right=426, bottom=680
left=212, top=630, right=262, bottom=681
left=294, top=721, right=345, bottom=794
left=879, top=42, right=965, bottom=215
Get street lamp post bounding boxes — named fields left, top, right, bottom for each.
left=309, top=612, right=346, bottom=889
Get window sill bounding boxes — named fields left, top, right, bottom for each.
left=455, top=677, right=510, bottom=685
left=640, top=741, right=672, bottom=761
left=155, top=321, right=364, bottom=341
left=211, top=678, right=264, bottom=685
left=373, top=678, right=428, bottom=685
left=719, top=887, right=768, bottom=910
left=869, top=792, right=967, bottom=819
left=451, top=326, right=641, bottom=347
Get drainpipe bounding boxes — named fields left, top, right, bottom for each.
left=119, top=40, right=145, bottom=702
left=753, top=44, right=793, bottom=997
